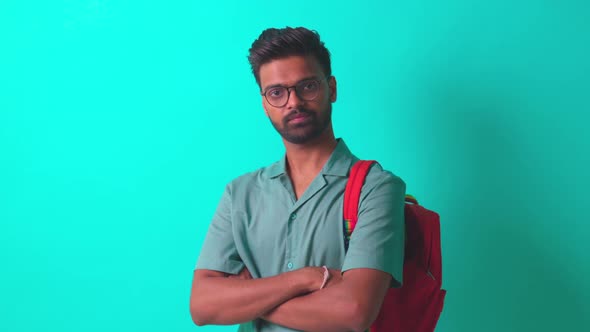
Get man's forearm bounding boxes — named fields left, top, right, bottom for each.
left=262, top=283, right=364, bottom=332
left=262, top=268, right=391, bottom=332
left=190, top=268, right=321, bottom=326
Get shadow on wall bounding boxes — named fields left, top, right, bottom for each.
left=417, top=79, right=588, bottom=331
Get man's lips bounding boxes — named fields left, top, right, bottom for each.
left=287, top=113, right=312, bottom=124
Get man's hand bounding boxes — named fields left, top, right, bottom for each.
left=323, top=268, right=343, bottom=289
left=227, top=267, right=253, bottom=280
left=302, top=267, right=335, bottom=292
left=260, top=268, right=343, bottom=321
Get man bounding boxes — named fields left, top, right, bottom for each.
left=189, top=27, right=406, bottom=332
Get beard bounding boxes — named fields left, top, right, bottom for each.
left=269, top=104, right=332, bottom=144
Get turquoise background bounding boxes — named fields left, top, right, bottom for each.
left=1, top=1, right=589, bottom=331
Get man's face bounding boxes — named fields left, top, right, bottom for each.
left=259, top=55, right=336, bottom=144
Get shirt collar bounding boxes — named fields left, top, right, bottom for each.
left=268, top=138, right=355, bottom=179
left=268, top=155, right=287, bottom=178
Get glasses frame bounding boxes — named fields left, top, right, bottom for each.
left=261, top=76, right=331, bottom=107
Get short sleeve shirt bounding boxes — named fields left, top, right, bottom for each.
left=195, top=138, right=406, bottom=332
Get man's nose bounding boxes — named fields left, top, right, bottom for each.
left=285, top=87, right=303, bottom=109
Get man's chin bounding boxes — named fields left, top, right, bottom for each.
left=281, top=129, right=322, bottom=144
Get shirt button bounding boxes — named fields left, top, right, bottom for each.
left=287, top=262, right=293, bottom=270
left=290, top=213, right=297, bottom=220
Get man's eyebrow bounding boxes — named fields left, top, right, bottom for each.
left=262, top=75, right=320, bottom=92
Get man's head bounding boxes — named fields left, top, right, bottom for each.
left=248, top=27, right=332, bottom=87
left=248, top=27, right=337, bottom=145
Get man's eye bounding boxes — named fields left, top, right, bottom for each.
left=302, top=81, right=318, bottom=90
left=268, top=88, right=284, bottom=97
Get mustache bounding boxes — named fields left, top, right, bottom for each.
left=284, top=109, right=314, bottom=123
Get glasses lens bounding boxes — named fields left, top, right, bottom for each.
left=266, top=87, right=288, bottom=107
left=296, top=80, right=320, bottom=101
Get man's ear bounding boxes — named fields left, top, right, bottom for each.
left=259, top=83, right=269, bottom=116
left=329, top=76, right=337, bottom=103
left=262, top=100, right=269, bottom=117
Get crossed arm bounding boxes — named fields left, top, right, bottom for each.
left=189, top=266, right=391, bottom=332
left=191, top=172, right=404, bottom=331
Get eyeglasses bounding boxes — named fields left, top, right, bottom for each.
left=261, top=76, right=329, bottom=107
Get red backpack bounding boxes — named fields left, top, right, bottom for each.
left=344, top=160, right=446, bottom=332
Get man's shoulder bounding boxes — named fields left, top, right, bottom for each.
left=359, top=161, right=406, bottom=201
left=365, top=162, right=405, bottom=188
left=226, top=160, right=280, bottom=191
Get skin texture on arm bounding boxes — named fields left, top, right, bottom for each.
left=189, top=267, right=326, bottom=326
left=262, top=268, right=392, bottom=332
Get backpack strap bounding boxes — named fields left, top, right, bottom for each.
left=343, top=160, right=376, bottom=250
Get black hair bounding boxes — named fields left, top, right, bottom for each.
left=248, top=27, right=332, bottom=87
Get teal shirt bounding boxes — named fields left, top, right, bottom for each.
left=195, top=138, right=406, bottom=332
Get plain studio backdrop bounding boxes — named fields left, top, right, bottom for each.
left=1, top=1, right=588, bottom=331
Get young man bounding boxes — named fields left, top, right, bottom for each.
left=190, top=27, right=406, bottom=332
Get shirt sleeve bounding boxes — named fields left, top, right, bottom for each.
left=341, top=170, right=406, bottom=287
left=194, top=183, right=245, bottom=274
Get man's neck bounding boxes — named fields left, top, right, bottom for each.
left=283, top=132, right=338, bottom=180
